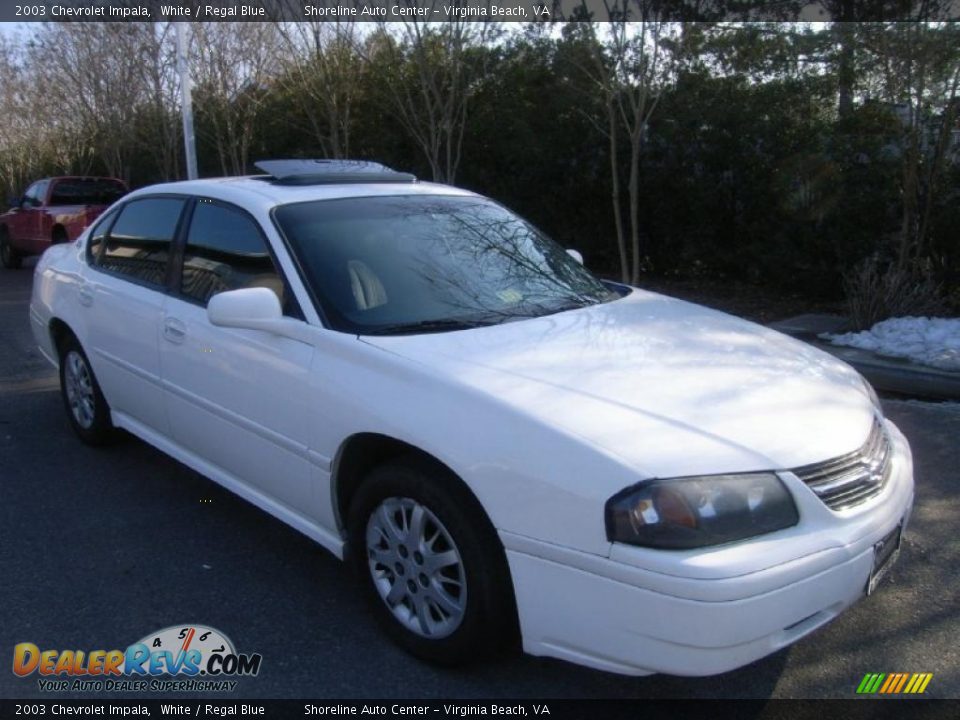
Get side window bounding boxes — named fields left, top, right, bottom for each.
left=180, top=200, right=289, bottom=310
left=94, top=197, right=184, bottom=288
left=86, top=207, right=120, bottom=262
left=22, top=181, right=48, bottom=207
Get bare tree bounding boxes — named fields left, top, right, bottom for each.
left=363, top=13, right=498, bottom=183
left=134, top=23, right=182, bottom=181
left=272, top=20, right=362, bottom=159
left=27, top=23, right=153, bottom=181
left=0, top=37, right=55, bottom=197
left=190, top=22, right=280, bottom=176
left=573, top=10, right=681, bottom=284
left=859, top=21, right=960, bottom=268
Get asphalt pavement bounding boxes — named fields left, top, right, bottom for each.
left=1, top=261, right=958, bottom=699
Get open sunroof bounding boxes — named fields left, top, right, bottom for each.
left=254, top=159, right=417, bottom=186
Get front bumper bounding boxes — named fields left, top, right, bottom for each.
left=503, top=420, right=914, bottom=676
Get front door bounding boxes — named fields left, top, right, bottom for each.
left=158, top=198, right=318, bottom=517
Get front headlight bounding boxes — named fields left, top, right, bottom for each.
left=605, top=473, right=799, bottom=549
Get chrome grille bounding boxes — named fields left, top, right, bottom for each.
left=792, top=419, right=891, bottom=511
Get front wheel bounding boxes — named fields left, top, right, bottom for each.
left=0, top=231, right=22, bottom=269
left=59, top=335, right=114, bottom=445
left=347, top=457, right=517, bottom=666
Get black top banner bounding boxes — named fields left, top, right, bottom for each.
left=0, top=700, right=957, bottom=720
left=2, top=0, right=959, bottom=23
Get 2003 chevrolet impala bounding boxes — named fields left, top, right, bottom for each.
left=29, top=160, right=913, bottom=676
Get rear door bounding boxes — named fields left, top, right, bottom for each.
left=81, top=195, right=187, bottom=436
left=158, top=198, right=319, bottom=516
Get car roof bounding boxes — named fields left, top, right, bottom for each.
left=46, top=176, right=126, bottom=183
left=123, top=176, right=477, bottom=214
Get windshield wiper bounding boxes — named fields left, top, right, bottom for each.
left=361, top=317, right=501, bottom=336
left=535, top=296, right=602, bottom=317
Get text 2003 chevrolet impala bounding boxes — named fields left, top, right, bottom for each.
left=30, top=160, right=913, bottom=676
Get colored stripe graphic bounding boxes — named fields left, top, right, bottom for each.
left=857, top=673, right=932, bottom=694
left=857, top=673, right=884, bottom=693
left=893, top=673, right=909, bottom=693
left=879, top=674, right=897, bottom=693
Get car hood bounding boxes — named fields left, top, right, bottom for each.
left=362, top=289, right=876, bottom=478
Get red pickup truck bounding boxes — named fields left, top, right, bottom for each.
left=0, top=176, right=128, bottom=269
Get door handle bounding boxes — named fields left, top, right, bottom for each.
left=163, top=317, right=186, bottom=344
left=78, top=284, right=93, bottom=307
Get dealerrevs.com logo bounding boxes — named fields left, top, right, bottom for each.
left=12, top=624, right=262, bottom=692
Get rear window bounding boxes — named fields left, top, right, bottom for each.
left=50, top=179, right=127, bottom=206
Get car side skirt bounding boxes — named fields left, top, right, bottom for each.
left=111, top=410, right=347, bottom=560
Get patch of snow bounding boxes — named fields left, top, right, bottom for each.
left=821, top=316, right=960, bottom=372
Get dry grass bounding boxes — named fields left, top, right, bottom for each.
left=843, top=256, right=945, bottom=331
left=637, top=275, right=843, bottom=324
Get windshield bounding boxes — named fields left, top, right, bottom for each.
left=274, top=194, right=619, bottom=335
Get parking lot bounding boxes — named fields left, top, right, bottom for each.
left=2, top=262, right=958, bottom=699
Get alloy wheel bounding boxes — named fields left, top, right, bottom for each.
left=365, top=497, right=467, bottom=639
left=64, top=350, right=96, bottom=429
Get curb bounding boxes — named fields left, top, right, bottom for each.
left=769, top=314, right=960, bottom=401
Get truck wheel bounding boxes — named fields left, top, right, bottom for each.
left=0, top=230, right=22, bottom=269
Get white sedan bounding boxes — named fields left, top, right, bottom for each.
left=29, top=160, right=914, bottom=676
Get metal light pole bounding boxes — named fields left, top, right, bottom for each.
left=175, top=22, right=198, bottom=180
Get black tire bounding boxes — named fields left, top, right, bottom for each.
left=0, top=229, right=22, bottom=269
left=347, top=456, right=517, bottom=666
left=58, top=334, right=114, bottom=445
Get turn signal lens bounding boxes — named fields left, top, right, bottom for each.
left=653, top=486, right=698, bottom=529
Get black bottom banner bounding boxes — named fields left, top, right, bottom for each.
left=0, top=699, right=957, bottom=720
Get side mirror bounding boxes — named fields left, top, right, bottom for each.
left=566, top=248, right=584, bottom=265
left=207, top=287, right=282, bottom=329
left=206, top=287, right=317, bottom=345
